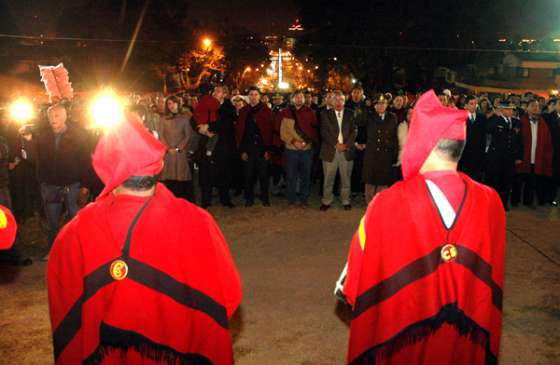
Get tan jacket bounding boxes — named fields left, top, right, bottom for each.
left=280, top=118, right=313, bottom=151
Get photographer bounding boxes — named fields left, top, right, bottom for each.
left=20, top=104, right=90, bottom=259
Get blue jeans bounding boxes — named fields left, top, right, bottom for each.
left=40, top=183, right=81, bottom=248
left=285, top=149, right=313, bottom=204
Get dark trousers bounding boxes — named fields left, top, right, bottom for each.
left=9, top=161, right=41, bottom=222
left=545, top=176, right=559, bottom=203
left=40, top=183, right=81, bottom=248
left=163, top=180, right=194, bottom=202
left=351, top=150, right=365, bottom=193
left=486, top=160, right=515, bottom=208
left=198, top=158, right=232, bottom=207
left=285, top=149, right=313, bottom=204
left=243, top=152, right=269, bottom=204
left=511, top=165, right=547, bottom=206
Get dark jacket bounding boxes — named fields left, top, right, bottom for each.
left=544, top=111, right=560, bottom=179
left=0, top=136, right=9, bottom=188
left=458, top=112, right=487, bottom=180
left=235, top=103, right=275, bottom=153
left=357, top=110, right=399, bottom=185
left=29, top=125, right=90, bottom=187
left=195, top=100, right=237, bottom=165
left=319, top=108, right=357, bottom=162
left=346, top=100, right=368, bottom=144
left=486, top=115, right=523, bottom=167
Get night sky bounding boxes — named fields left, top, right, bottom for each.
left=3, top=0, right=299, bottom=37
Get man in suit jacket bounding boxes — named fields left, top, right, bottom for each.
left=459, top=95, right=487, bottom=181
left=512, top=100, right=554, bottom=207
left=320, top=91, right=357, bottom=211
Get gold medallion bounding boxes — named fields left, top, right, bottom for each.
left=110, top=260, right=129, bottom=281
left=441, top=244, right=458, bottom=263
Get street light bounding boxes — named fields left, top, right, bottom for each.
left=89, top=89, right=125, bottom=131
left=9, top=98, right=34, bottom=124
left=202, top=37, right=212, bottom=50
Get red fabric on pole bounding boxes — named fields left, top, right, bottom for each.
left=343, top=173, right=505, bottom=365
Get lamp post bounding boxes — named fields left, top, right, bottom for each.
left=202, top=37, right=212, bottom=50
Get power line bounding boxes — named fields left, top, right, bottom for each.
left=2, top=32, right=560, bottom=55
left=0, top=33, right=187, bottom=44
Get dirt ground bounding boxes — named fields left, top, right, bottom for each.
left=0, top=193, right=559, bottom=365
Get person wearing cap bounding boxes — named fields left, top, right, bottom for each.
left=511, top=99, right=554, bottom=208
left=356, top=94, right=399, bottom=203
left=346, top=85, right=367, bottom=195
left=335, top=90, right=505, bottom=365
left=485, top=101, right=523, bottom=210
left=437, top=89, right=452, bottom=108
left=458, top=95, right=487, bottom=182
left=47, top=115, right=242, bottom=365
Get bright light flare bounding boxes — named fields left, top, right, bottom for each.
left=202, top=37, right=212, bottom=49
left=278, top=81, right=290, bottom=89
left=9, top=99, right=34, bottom=124
left=89, top=90, right=125, bottom=131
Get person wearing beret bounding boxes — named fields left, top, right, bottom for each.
left=336, top=90, right=505, bottom=365
left=47, top=114, right=241, bottom=364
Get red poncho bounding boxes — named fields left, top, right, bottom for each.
left=47, top=184, right=242, bottom=365
left=342, top=173, right=505, bottom=364
left=0, top=204, right=16, bottom=249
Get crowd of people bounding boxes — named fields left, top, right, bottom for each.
left=0, top=83, right=559, bottom=265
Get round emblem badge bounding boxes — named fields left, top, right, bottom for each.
left=110, top=260, right=129, bottom=281
left=441, top=244, right=458, bottom=263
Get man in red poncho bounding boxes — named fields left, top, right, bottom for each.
left=335, top=90, right=505, bottom=365
left=47, top=114, right=242, bottom=365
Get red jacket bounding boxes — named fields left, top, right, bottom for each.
left=235, top=103, right=274, bottom=149
left=278, top=105, right=319, bottom=145
left=343, top=173, right=505, bottom=365
left=193, top=95, right=220, bottom=125
left=48, top=184, right=242, bottom=365
left=516, top=114, right=553, bottom=176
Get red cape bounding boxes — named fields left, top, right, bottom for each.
left=343, top=173, right=505, bottom=365
left=48, top=184, right=242, bottom=365
left=516, top=115, right=553, bottom=176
